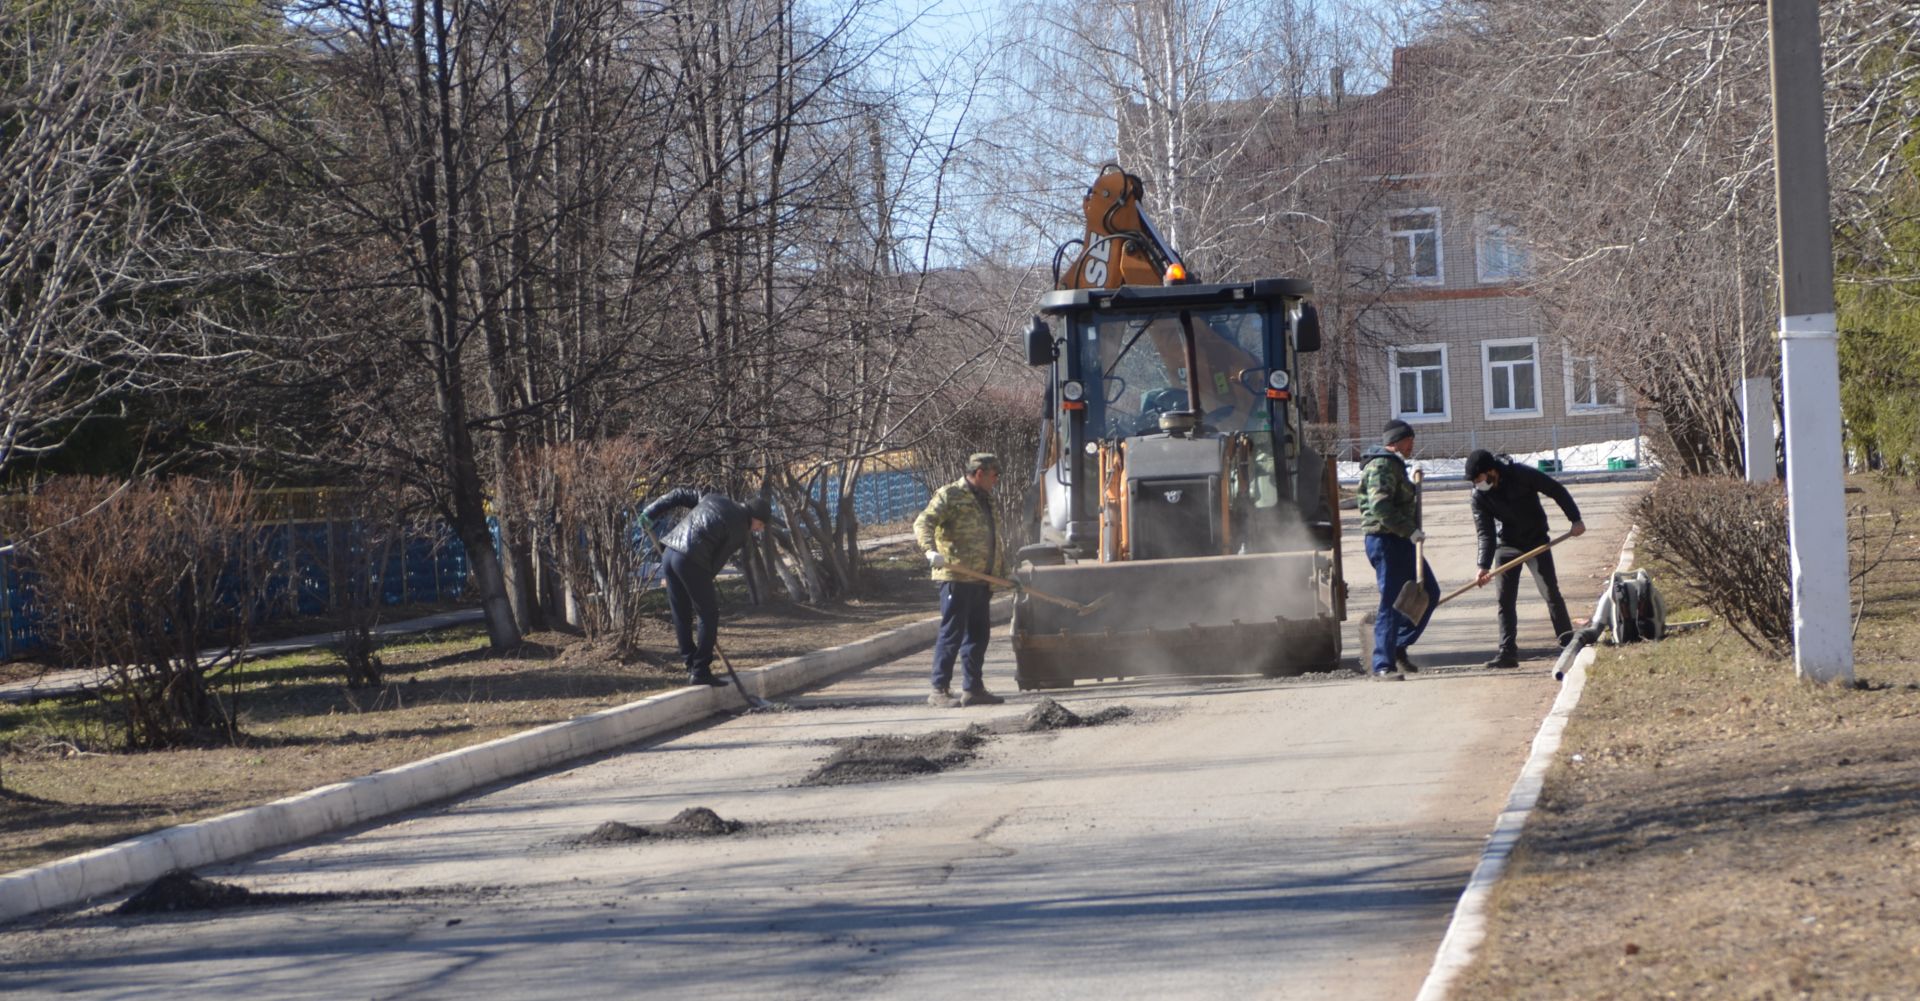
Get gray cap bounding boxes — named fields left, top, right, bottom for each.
left=745, top=496, right=784, bottom=529
left=966, top=453, right=1001, bottom=472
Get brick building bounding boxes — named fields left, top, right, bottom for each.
left=1302, top=48, right=1638, bottom=461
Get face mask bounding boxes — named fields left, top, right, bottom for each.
left=1474, top=480, right=1494, bottom=492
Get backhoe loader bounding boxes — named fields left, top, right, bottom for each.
left=1012, top=165, right=1347, bottom=688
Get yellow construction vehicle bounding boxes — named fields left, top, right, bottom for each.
left=1012, top=165, right=1347, bottom=687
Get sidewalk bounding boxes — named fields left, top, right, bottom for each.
left=0, top=609, right=486, bottom=705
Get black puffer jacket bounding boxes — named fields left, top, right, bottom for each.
left=643, top=488, right=755, bottom=578
left=1470, top=459, right=1582, bottom=569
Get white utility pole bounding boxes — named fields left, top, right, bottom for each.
left=1767, top=0, right=1853, bottom=683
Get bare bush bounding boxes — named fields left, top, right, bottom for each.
left=325, top=492, right=424, bottom=690
left=1635, top=477, right=1791, bottom=654
left=25, top=476, right=265, bottom=749
left=510, top=438, right=660, bottom=653
left=913, top=386, right=1047, bottom=558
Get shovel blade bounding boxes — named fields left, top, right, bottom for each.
left=1392, top=580, right=1431, bottom=621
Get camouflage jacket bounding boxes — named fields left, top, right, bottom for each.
left=1356, top=446, right=1420, bottom=538
left=913, top=478, right=1001, bottom=583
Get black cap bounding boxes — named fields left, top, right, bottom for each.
left=745, top=496, right=784, bottom=529
left=1465, top=449, right=1500, bottom=480
left=1381, top=420, right=1415, bottom=446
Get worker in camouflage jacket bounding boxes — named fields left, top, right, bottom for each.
left=1358, top=420, right=1438, bottom=680
left=913, top=453, right=1007, bottom=708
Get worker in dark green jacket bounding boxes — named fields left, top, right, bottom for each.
left=1358, top=420, right=1437, bottom=679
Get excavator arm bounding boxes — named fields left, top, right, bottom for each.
left=1056, top=164, right=1190, bottom=290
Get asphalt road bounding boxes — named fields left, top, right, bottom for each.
left=0, top=479, right=1649, bottom=1000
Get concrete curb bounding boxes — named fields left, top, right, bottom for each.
left=0, top=600, right=1007, bottom=924
left=1412, top=528, right=1640, bottom=1001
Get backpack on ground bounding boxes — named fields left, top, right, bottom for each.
left=1607, top=569, right=1666, bottom=643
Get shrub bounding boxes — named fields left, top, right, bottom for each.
left=509, top=437, right=661, bottom=652
left=25, top=475, right=265, bottom=749
left=1634, top=476, right=1791, bottom=653
left=912, top=385, right=1045, bottom=556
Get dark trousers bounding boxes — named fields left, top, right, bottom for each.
left=662, top=548, right=720, bottom=675
left=1365, top=532, right=1438, bottom=673
left=1493, top=545, right=1573, bottom=655
left=930, top=581, right=992, bottom=693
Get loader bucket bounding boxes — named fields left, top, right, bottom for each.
left=1010, top=550, right=1343, bottom=689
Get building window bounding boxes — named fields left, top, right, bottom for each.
left=1566, top=352, right=1624, bottom=411
left=1391, top=344, right=1449, bottom=421
left=1482, top=338, right=1540, bottom=418
left=1386, top=209, right=1442, bottom=283
left=1475, top=214, right=1528, bottom=283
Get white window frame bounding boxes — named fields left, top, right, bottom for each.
left=1475, top=213, right=1528, bottom=283
left=1385, top=208, right=1444, bottom=285
left=1390, top=343, right=1451, bottom=423
left=1481, top=337, right=1542, bottom=420
left=1563, top=349, right=1626, bottom=413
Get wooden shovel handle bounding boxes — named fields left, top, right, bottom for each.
left=946, top=564, right=1090, bottom=612
left=1437, top=530, right=1576, bottom=608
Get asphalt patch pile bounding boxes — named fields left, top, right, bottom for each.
left=115, top=871, right=399, bottom=915
left=572, top=806, right=745, bottom=844
left=802, top=725, right=989, bottom=786
left=1017, top=698, right=1133, bottom=731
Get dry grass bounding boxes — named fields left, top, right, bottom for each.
left=1456, top=476, right=1920, bottom=1000
left=0, top=550, right=934, bottom=874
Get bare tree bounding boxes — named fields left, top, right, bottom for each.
left=0, top=4, right=264, bottom=481
left=1417, top=0, right=1920, bottom=473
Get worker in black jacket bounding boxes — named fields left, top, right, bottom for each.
left=640, top=488, right=783, bottom=687
left=1465, top=450, right=1585, bottom=668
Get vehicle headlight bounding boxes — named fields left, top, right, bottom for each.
left=1061, top=380, right=1086, bottom=402
left=1267, top=370, right=1291, bottom=391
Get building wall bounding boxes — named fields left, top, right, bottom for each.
left=1345, top=193, right=1636, bottom=458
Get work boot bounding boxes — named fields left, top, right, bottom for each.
left=688, top=670, right=729, bottom=687
left=927, top=688, right=960, bottom=708
left=959, top=688, right=1005, bottom=706
left=1483, top=652, right=1521, bottom=670
left=1394, top=652, right=1421, bottom=674
left=1370, top=668, right=1405, bottom=682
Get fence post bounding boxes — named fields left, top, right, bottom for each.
left=400, top=519, right=412, bottom=605
left=0, top=548, right=11, bottom=662
left=283, top=508, right=298, bottom=620
left=1551, top=424, right=1561, bottom=471
left=1633, top=420, right=1642, bottom=466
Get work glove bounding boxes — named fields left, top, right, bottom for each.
left=1410, top=529, right=1427, bottom=544
left=925, top=550, right=946, bottom=569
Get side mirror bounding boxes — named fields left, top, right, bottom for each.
left=1024, top=317, right=1056, bottom=367
left=1294, top=302, right=1322, bottom=354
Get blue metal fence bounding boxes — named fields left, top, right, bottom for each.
left=0, top=521, right=469, bottom=660
left=811, top=469, right=932, bottom=526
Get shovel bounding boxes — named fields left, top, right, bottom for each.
left=1434, top=530, right=1577, bottom=609
left=945, top=564, right=1111, bottom=616
left=1391, top=471, right=1431, bottom=621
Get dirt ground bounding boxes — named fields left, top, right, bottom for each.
left=1454, top=476, right=1920, bottom=1000
left=0, top=548, right=935, bottom=873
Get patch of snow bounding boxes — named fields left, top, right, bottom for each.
left=1337, top=437, right=1654, bottom=483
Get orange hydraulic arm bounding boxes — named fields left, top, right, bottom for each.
left=1056, top=164, right=1190, bottom=290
